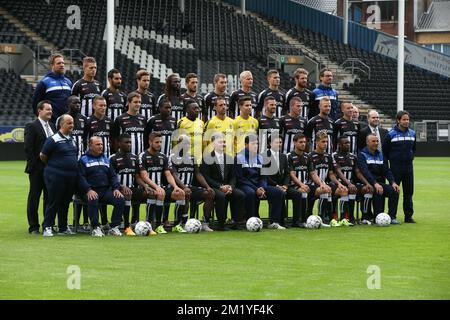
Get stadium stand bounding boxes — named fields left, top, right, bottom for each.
left=0, top=68, right=35, bottom=126
left=267, top=17, right=450, bottom=121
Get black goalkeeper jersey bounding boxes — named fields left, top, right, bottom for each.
left=109, top=151, right=139, bottom=188
left=169, top=154, right=197, bottom=187
left=112, top=113, right=146, bottom=156
left=133, top=90, right=157, bottom=121
left=138, top=150, right=169, bottom=187
left=305, top=115, right=334, bottom=155
left=228, top=89, right=258, bottom=119
left=144, top=114, right=177, bottom=156
left=84, top=115, right=113, bottom=157
left=203, top=91, right=230, bottom=121
left=332, top=151, right=357, bottom=183
left=279, top=114, right=307, bottom=154
left=257, top=88, right=285, bottom=118
left=101, top=88, right=126, bottom=122
left=287, top=151, right=310, bottom=185
left=71, top=79, right=103, bottom=118
left=308, top=151, right=336, bottom=183
left=284, top=87, right=313, bottom=121
left=69, top=112, right=87, bottom=159
left=157, top=93, right=184, bottom=122
left=333, top=118, right=360, bottom=155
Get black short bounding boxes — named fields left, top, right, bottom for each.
left=189, top=186, right=207, bottom=201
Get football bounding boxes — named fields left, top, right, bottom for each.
left=134, top=221, right=150, bottom=236
left=246, top=217, right=263, bottom=232
left=375, top=213, right=391, bottom=226
left=306, top=215, right=321, bottom=229
left=184, top=218, right=202, bottom=233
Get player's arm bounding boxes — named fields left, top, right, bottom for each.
left=164, top=169, right=184, bottom=195
left=169, top=167, right=187, bottom=190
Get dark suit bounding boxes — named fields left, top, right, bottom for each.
left=24, top=119, right=56, bottom=233
left=357, top=125, right=388, bottom=152
left=263, top=150, right=295, bottom=224
left=200, top=151, right=245, bottom=225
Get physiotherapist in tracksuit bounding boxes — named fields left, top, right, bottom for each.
left=40, top=115, right=78, bottom=236
left=78, top=136, right=125, bottom=230
left=383, top=110, right=416, bottom=223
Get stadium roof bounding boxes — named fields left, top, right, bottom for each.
left=416, top=0, right=450, bottom=32
left=291, top=0, right=337, bottom=15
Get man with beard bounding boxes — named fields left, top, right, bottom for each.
left=102, top=69, right=127, bottom=123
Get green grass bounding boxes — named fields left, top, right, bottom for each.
left=1, top=158, right=450, bottom=299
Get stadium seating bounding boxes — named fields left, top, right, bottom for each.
left=0, top=68, right=35, bottom=126
left=269, top=18, right=450, bottom=121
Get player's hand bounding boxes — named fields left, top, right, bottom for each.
left=392, top=183, right=400, bottom=193
left=183, top=187, right=192, bottom=198
left=87, top=190, right=98, bottom=201
left=337, top=183, right=348, bottom=193
left=256, top=187, right=266, bottom=199
left=220, top=185, right=229, bottom=193
left=113, top=189, right=124, bottom=198
left=121, top=186, right=132, bottom=197
left=320, top=183, right=331, bottom=194
left=374, top=183, right=383, bottom=195
left=174, top=187, right=185, bottom=197
left=347, top=183, right=357, bottom=194
left=225, top=185, right=233, bottom=194
left=365, top=184, right=374, bottom=194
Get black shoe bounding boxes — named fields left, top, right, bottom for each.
left=216, top=224, right=230, bottom=231
left=404, top=217, right=416, bottom=223
left=30, top=230, right=40, bottom=235
left=291, top=221, right=302, bottom=228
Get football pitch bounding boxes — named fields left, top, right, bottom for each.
left=0, top=158, right=449, bottom=300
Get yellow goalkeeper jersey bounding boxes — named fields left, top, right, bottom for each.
left=232, top=115, right=259, bottom=154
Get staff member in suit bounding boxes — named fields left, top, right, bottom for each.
left=201, top=133, right=246, bottom=230
left=40, top=115, right=78, bottom=236
left=24, top=101, right=56, bottom=234
left=262, top=134, right=291, bottom=227
left=358, top=110, right=388, bottom=152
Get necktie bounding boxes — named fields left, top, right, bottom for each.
left=373, top=127, right=382, bottom=151
left=219, top=156, right=225, bottom=179
left=44, top=122, right=52, bottom=138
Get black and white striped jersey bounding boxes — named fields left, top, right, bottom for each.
left=133, top=90, right=157, bottom=121
left=333, top=118, right=360, bottom=155
left=109, top=151, right=139, bottom=188
left=279, top=114, right=307, bottom=154
left=257, top=88, right=285, bottom=118
left=332, top=151, right=357, bottom=183
left=69, top=112, right=87, bottom=159
left=144, top=114, right=177, bottom=157
left=284, top=87, right=313, bottom=121
left=112, top=113, right=146, bottom=156
left=287, top=151, right=310, bottom=185
left=203, top=91, right=230, bottom=121
left=157, top=94, right=184, bottom=122
left=169, top=154, right=197, bottom=187
left=84, top=115, right=113, bottom=157
left=228, top=89, right=258, bottom=119
left=138, top=150, right=169, bottom=187
left=71, top=79, right=103, bottom=118
left=308, top=151, right=336, bottom=183
left=181, top=92, right=205, bottom=120
left=305, top=115, right=334, bottom=155
left=101, top=88, right=126, bottom=122
left=258, top=115, right=280, bottom=153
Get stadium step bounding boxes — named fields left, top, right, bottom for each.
left=0, top=6, right=81, bottom=76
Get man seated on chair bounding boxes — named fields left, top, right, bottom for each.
left=262, top=134, right=290, bottom=228
left=201, top=132, right=246, bottom=231
left=235, top=134, right=285, bottom=230
left=138, top=132, right=186, bottom=234
left=110, top=133, right=162, bottom=236
left=78, top=136, right=125, bottom=237
left=169, top=134, right=215, bottom=232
